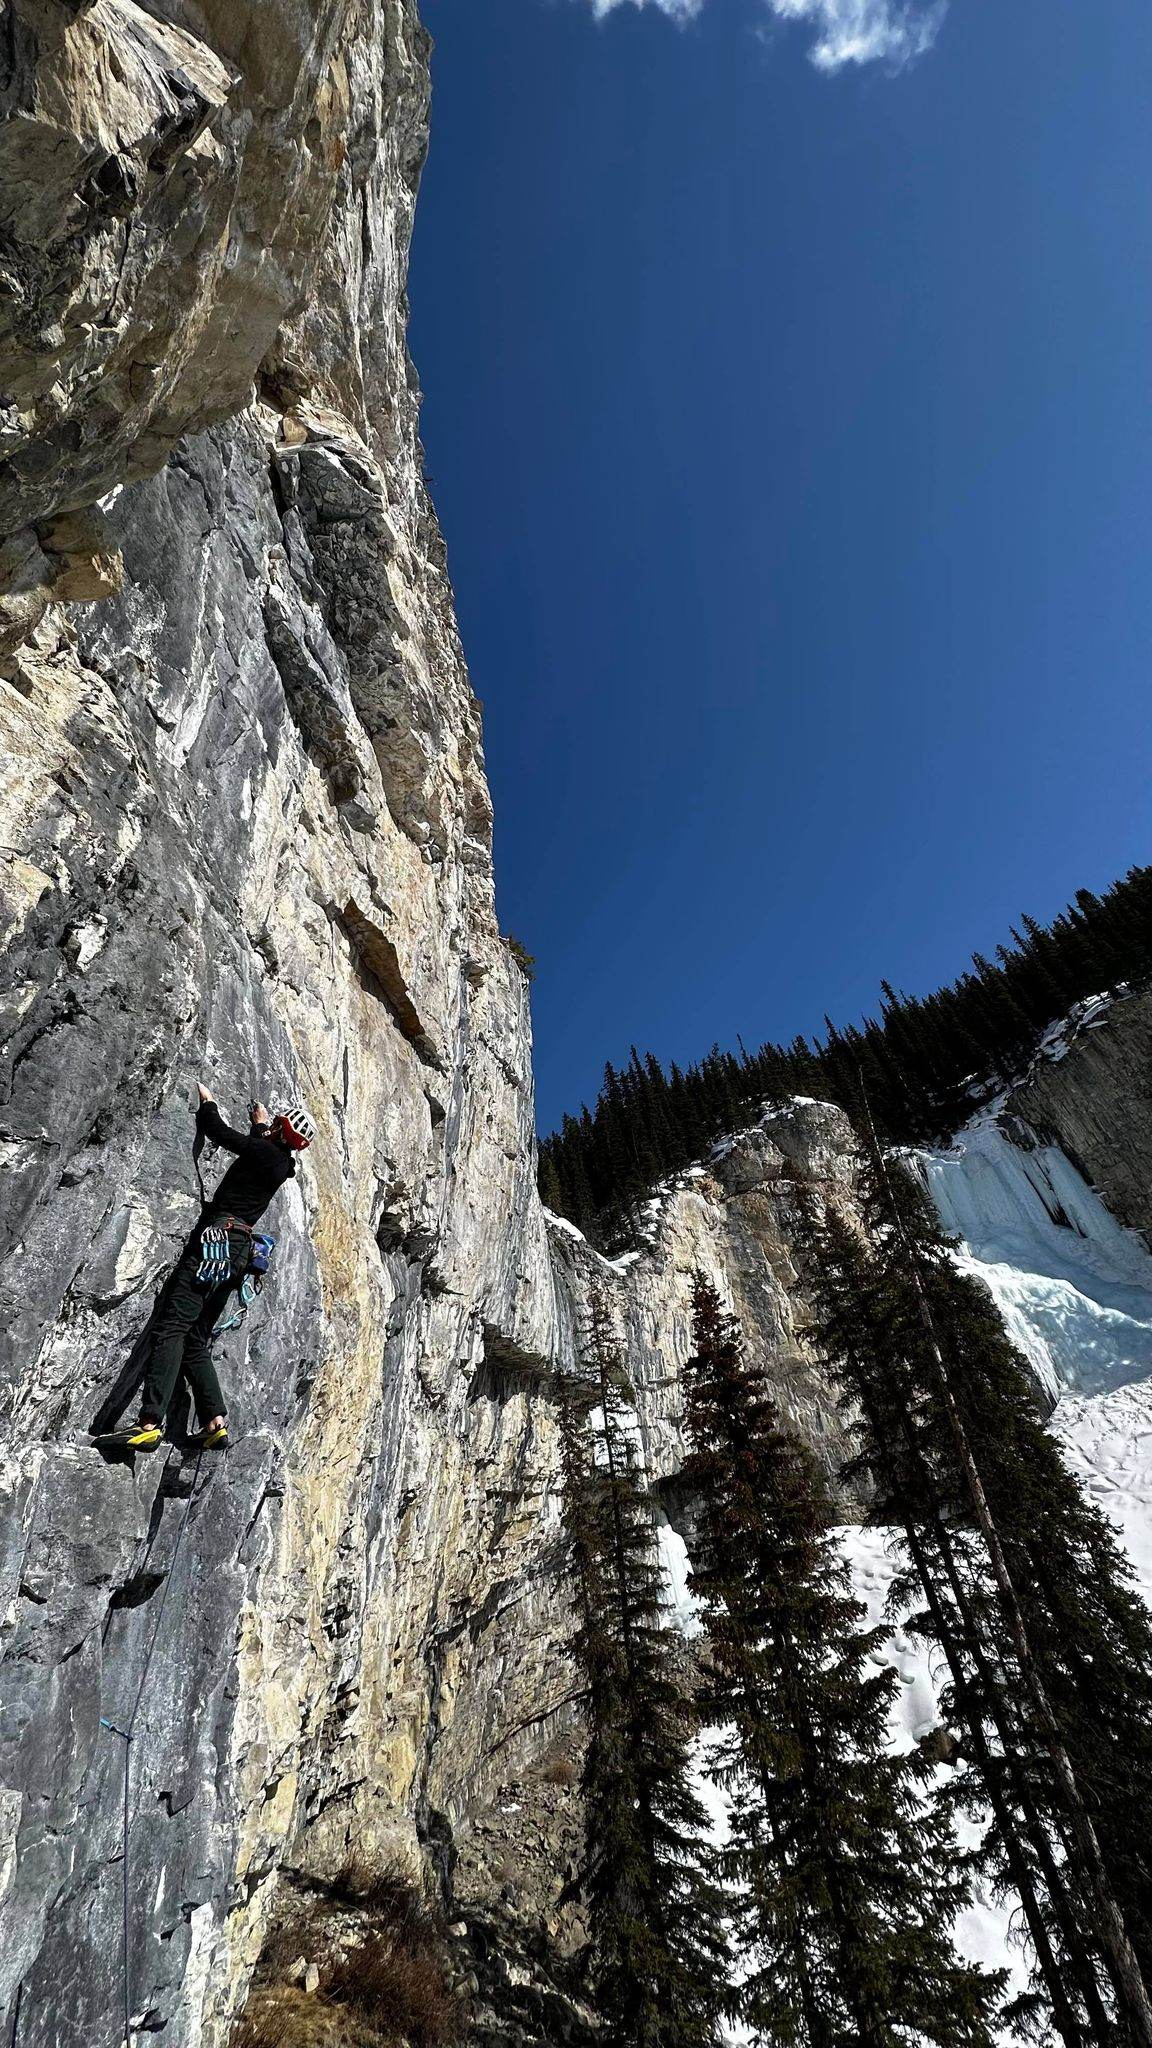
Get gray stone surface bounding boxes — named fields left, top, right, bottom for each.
left=547, top=1098, right=866, bottom=1511
left=1011, top=989, right=1152, bottom=1245
left=0, top=7, right=566, bottom=2041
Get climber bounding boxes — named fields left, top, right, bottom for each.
left=94, top=1084, right=314, bottom=1455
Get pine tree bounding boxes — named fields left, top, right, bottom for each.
left=802, top=1191, right=1099, bottom=2045
left=873, top=1157, right=1152, bottom=2016
left=558, top=1297, right=731, bottom=2048
left=802, top=1134, right=1152, bottom=2047
left=681, top=1275, right=1002, bottom=2048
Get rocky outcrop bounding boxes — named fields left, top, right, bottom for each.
left=547, top=1098, right=865, bottom=1510
left=1010, top=989, right=1152, bottom=1245
left=1, top=0, right=405, bottom=640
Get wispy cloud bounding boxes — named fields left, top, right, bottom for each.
left=764, top=0, right=945, bottom=71
left=586, top=0, right=946, bottom=73
left=587, top=0, right=703, bottom=17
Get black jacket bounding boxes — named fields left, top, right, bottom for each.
left=196, top=1102, right=295, bottom=1228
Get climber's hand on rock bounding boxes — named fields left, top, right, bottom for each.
left=250, top=1101, right=271, bottom=1126
left=197, top=1082, right=215, bottom=1105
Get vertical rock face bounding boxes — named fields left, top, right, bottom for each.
left=4, top=10, right=1146, bottom=2047
left=547, top=1099, right=865, bottom=1509
left=1, top=6, right=568, bottom=2042
left=1009, top=989, right=1152, bottom=1245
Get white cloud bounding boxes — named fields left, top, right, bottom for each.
left=587, top=0, right=703, bottom=17
left=584, top=0, right=946, bottom=72
left=765, top=0, right=946, bottom=72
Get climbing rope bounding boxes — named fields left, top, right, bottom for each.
left=100, top=1446, right=206, bottom=2047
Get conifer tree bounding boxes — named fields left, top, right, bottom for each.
left=803, top=1191, right=1099, bottom=2046
left=558, top=1298, right=731, bottom=2048
left=681, top=1274, right=1002, bottom=2048
left=802, top=1137, right=1152, bottom=2047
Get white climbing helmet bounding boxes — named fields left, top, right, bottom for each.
left=273, top=1102, right=315, bottom=1150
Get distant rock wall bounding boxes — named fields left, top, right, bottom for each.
left=1011, top=989, right=1152, bottom=1246
left=547, top=1098, right=865, bottom=1512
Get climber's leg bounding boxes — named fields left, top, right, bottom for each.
left=138, top=1246, right=207, bottom=1424
left=181, top=1287, right=229, bottom=1428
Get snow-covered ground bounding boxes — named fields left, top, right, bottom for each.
left=1050, top=1379, right=1152, bottom=1611
left=843, top=1523, right=1030, bottom=2004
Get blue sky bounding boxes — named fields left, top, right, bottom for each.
left=410, top=0, right=1152, bottom=1134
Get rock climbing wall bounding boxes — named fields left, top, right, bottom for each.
left=1, top=6, right=567, bottom=2042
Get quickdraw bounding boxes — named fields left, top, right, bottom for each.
left=212, top=1273, right=260, bottom=1342
left=193, top=1224, right=231, bottom=1289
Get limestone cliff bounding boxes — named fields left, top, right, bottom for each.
left=546, top=1098, right=864, bottom=1507
left=1011, top=987, right=1152, bottom=1244
left=1, top=6, right=563, bottom=2042
left=4, top=9, right=1152, bottom=2048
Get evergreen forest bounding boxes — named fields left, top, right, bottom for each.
left=538, top=866, right=1152, bottom=1245
left=560, top=1159, right=1152, bottom=2045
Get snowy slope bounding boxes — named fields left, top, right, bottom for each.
left=1049, top=1380, right=1152, bottom=1610
left=844, top=1525, right=1029, bottom=2004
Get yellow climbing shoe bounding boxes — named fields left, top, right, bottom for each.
left=189, top=1422, right=228, bottom=1450
left=93, top=1422, right=163, bottom=1453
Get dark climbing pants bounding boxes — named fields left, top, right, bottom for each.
left=140, top=1231, right=246, bottom=1425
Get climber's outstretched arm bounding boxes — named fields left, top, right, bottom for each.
left=195, top=1088, right=269, bottom=1159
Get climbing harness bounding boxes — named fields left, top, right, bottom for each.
left=99, top=1447, right=207, bottom=2048
left=205, top=1225, right=277, bottom=1340
left=194, top=1216, right=274, bottom=1290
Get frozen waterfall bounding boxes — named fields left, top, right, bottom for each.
left=910, top=1115, right=1152, bottom=1399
